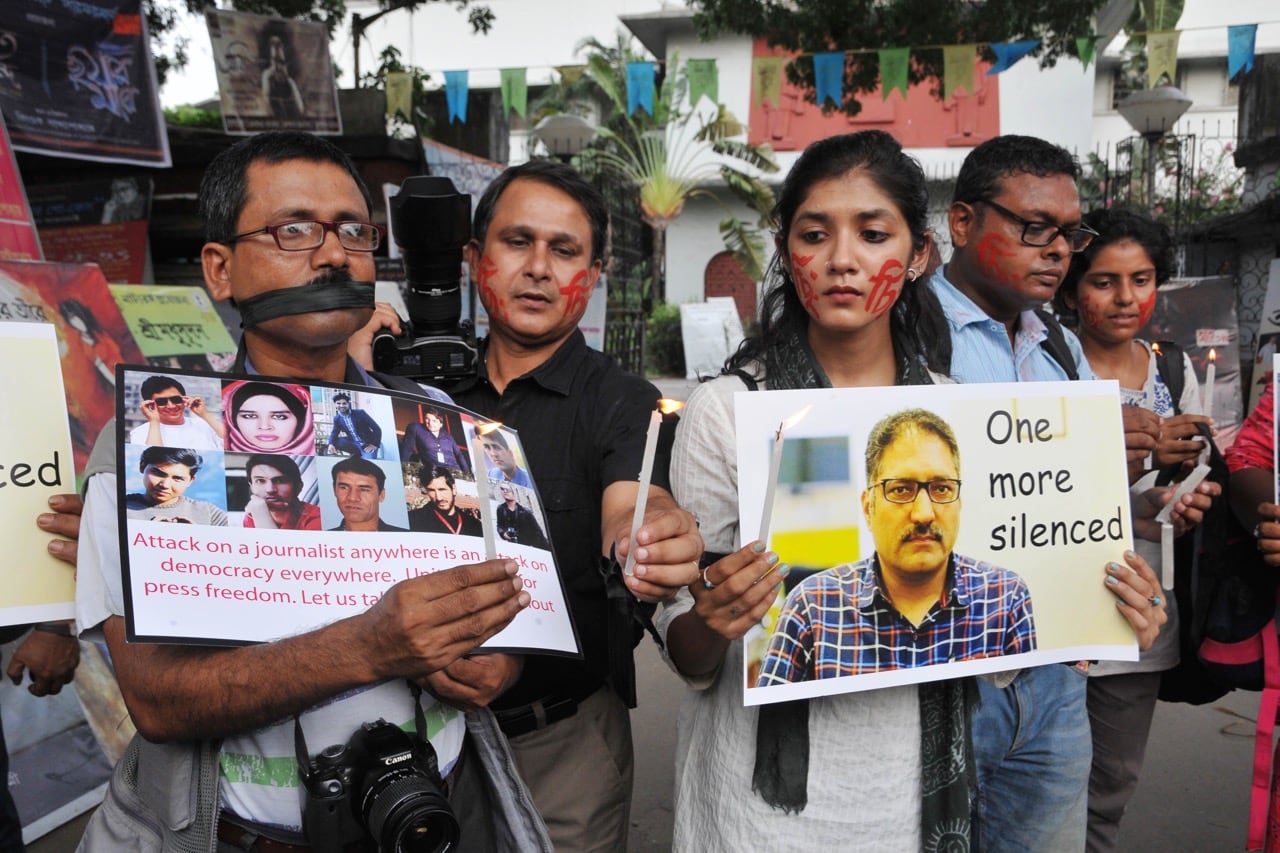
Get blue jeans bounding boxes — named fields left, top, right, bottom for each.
left=972, top=664, right=1091, bottom=852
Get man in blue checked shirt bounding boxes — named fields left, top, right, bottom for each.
left=758, top=408, right=1035, bottom=684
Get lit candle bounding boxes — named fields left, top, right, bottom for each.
left=758, top=405, right=812, bottom=547
left=623, top=400, right=684, bottom=576
left=1203, top=348, right=1216, bottom=420
left=471, top=421, right=503, bottom=559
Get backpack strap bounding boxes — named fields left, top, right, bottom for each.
left=1153, top=340, right=1185, bottom=416
left=1034, top=309, right=1079, bottom=381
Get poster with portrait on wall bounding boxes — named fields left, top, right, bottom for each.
left=0, top=0, right=170, bottom=166
left=115, top=365, right=575, bottom=656
left=735, top=381, right=1138, bottom=705
left=28, top=177, right=154, bottom=283
left=205, top=10, right=342, bottom=135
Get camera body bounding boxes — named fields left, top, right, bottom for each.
left=375, top=176, right=478, bottom=383
left=300, top=718, right=459, bottom=853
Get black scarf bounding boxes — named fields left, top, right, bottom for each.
left=749, top=324, right=974, bottom=850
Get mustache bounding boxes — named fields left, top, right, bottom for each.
left=900, top=523, right=944, bottom=543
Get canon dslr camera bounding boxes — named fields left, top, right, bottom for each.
left=300, top=718, right=458, bottom=852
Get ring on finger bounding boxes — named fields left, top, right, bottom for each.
left=699, top=564, right=715, bottom=590
left=1148, top=594, right=1163, bottom=608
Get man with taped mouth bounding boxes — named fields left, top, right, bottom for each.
left=72, top=132, right=549, bottom=851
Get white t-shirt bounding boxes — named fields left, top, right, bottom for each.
left=76, top=474, right=465, bottom=834
left=128, top=414, right=222, bottom=450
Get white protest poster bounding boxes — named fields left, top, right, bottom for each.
left=115, top=365, right=577, bottom=656
left=680, top=297, right=745, bottom=380
left=735, top=381, right=1137, bottom=705
left=0, top=322, right=76, bottom=625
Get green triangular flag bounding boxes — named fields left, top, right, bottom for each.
left=385, top=71, right=412, bottom=120
left=500, top=67, right=527, bottom=118
left=880, top=47, right=909, bottom=101
left=1076, top=36, right=1097, bottom=70
left=687, top=59, right=718, bottom=106
left=943, top=44, right=975, bottom=100
left=753, top=56, right=784, bottom=109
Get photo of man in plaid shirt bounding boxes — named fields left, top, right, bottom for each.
left=758, top=408, right=1036, bottom=684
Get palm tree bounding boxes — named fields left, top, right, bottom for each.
left=540, top=38, right=779, bottom=306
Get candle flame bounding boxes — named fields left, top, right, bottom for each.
left=1150, top=342, right=1162, bottom=354
left=658, top=398, right=684, bottom=415
left=1208, top=348, right=1217, bottom=362
left=475, top=420, right=504, bottom=437
left=777, top=404, right=813, bottom=436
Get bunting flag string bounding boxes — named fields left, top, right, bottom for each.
left=753, top=56, right=785, bottom=109
left=1146, top=31, right=1181, bottom=88
left=988, top=40, right=1040, bottom=75
left=880, top=47, right=909, bottom=101
left=1228, top=24, right=1257, bottom=79
left=556, top=65, right=585, bottom=86
left=384, top=71, right=412, bottom=121
left=813, top=52, right=844, bottom=107
left=626, top=61, right=655, bottom=115
left=942, top=45, right=975, bottom=99
left=687, top=58, right=719, bottom=106
left=444, top=70, right=468, bottom=123
left=500, top=67, right=527, bottom=118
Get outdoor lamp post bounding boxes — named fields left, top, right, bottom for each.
left=1117, top=86, right=1193, bottom=212
left=531, top=114, right=596, bottom=162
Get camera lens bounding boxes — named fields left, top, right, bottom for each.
left=364, top=773, right=459, bottom=853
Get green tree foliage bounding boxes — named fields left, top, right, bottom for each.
left=145, top=0, right=494, bottom=87
left=685, top=0, right=1109, bottom=115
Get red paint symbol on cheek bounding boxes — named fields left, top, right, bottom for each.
left=975, top=234, right=1021, bottom=287
left=794, top=272, right=820, bottom=319
left=1138, top=289, right=1157, bottom=326
left=559, top=269, right=592, bottom=319
left=475, top=255, right=508, bottom=322
left=792, top=253, right=815, bottom=268
left=865, top=260, right=906, bottom=316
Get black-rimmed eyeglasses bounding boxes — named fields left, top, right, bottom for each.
left=976, top=199, right=1098, bottom=253
left=226, top=220, right=383, bottom=252
left=875, top=478, right=962, bottom=504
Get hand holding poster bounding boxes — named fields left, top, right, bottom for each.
left=116, top=365, right=577, bottom=656
left=0, top=322, right=75, bottom=625
left=736, top=381, right=1139, bottom=704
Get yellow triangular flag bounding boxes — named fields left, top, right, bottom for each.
left=1147, top=31, right=1180, bottom=88
left=385, top=72, right=412, bottom=120
left=556, top=65, right=585, bottom=87
left=753, top=56, right=785, bottom=109
left=943, top=45, right=975, bottom=100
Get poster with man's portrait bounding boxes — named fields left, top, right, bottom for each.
left=735, top=381, right=1138, bottom=705
left=206, top=10, right=342, bottom=135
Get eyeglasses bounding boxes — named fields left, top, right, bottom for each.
left=227, top=220, right=383, bottom=252
left=976, top=199, right=1098, bottom=253
left=151, top=395, right=186, bottom=407
left=875, top=478, right=962, bottom=504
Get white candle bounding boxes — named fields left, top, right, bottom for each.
left=470, top=423, right=500, bottom=559
left=623, top=408, right=663, bottom=576
left=1203, top=348, right=1216, bottom=419
left=758, top=405, right=812, bottom=547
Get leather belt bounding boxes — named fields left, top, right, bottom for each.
left=492, top=684, right=600, bottom=737
left=216, top=817, right=374, bottom=853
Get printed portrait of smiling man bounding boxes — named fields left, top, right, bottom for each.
left=757, top=408, right=1036, bottom=684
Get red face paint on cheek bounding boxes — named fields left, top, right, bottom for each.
left=975, top=233, right=1021, bottom=287
left=865, top=260, right=905, bottom=316
left=475, top=255, right=508, bottom=322
left=559, top=269, right=592, bottom=319
left=1076, top=291, right=1105, bottom=333
left=790, top=253, right=821, bottom=318
left=1137, top=289, right=1157, bottom=326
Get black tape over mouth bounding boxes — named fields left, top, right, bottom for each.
left=236, top=275, right=375, bottom=328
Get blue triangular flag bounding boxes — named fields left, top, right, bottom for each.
left=626, top=62, right=655, bottom=115
left=1228, top=25, right=1257, bottom=80
left=987, top=40, right=1040, bottom=75
left=813, top=52, right=844, bottom=108
left=444, top=69, right=468, bottom=123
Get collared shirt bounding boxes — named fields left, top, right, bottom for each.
left=929, top=268, right=1095, bottom=383
left=756, top=553, right=1037, bottom=684
left=447, top=330, right=666, bottom=706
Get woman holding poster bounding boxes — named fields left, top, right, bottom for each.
left=657, top=131, right=963, bottom=851
left=1056, top=208, right=1215, bottom=851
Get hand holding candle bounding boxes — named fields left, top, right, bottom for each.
left=623, top=399, right=683, bottom=576
left=1202, top=348, right=1216, bottom=421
